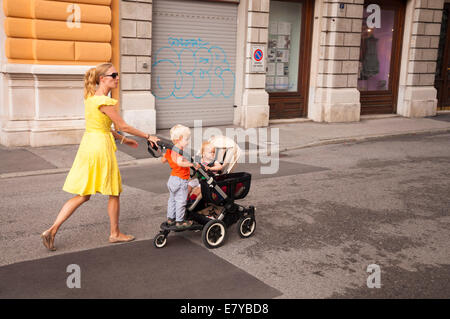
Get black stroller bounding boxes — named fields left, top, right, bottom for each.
left=147, top=135, right=256, bottom=249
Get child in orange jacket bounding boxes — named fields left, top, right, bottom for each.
left=161, top=124, right=198, bottom=229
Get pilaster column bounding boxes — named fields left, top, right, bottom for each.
left=120, top=0, right=155, bottom=134
left=398, top=0, right=443, bottom=117
left=237, top=0, right=270, bottom=128
left=310, top=0, right=363, bottom=122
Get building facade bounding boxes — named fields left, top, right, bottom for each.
left=0, top=0, right=448, bottom=146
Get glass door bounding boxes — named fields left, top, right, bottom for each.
left=358, top=0, right=405, bottom=115
left=266, top=0, right=313, bottom=119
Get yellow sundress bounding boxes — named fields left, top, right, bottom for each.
left=63, top=95, right=122, bottom=196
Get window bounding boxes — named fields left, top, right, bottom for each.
left=266, top=1, right=302, bottom=92
left=358, top=4, right=395, bottom=91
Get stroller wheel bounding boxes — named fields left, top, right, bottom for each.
left=237, top=216, right=256, bottom=238
left=153, top=232, right=168, bottom=248
left=202, top=220, right=226, bottom=249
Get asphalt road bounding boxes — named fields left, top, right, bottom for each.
left=1, top=132, right=449, bottom=298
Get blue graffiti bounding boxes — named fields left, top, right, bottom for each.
left=168, top=37, right=210, bottom=49
left=152, top=37, right=235, bottom=100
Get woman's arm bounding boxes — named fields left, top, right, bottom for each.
left=111, top=129, right=138, bottom=148
left=100, top=105, right=158, bottom=144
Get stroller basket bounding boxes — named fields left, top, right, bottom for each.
left=200, top=172, right=251, bottom=206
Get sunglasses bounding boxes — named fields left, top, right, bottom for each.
left=104, top=72, right=119, bottom=79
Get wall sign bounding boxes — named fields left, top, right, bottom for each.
left=251, top=45, right=266, bottom=73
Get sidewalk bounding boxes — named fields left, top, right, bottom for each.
left=1, top=113, right=449, bottom=179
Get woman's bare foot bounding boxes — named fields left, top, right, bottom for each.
left=41, top=230, right=56, bottom=251
left=109, top=233, right=135, bottom=243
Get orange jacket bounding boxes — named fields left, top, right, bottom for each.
left=164, top=149, right=190, bottom=180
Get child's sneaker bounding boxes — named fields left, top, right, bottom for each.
left=176, top=220, right=193, bottom=229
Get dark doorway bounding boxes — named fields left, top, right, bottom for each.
left=435, top=3, right=450, bottom=110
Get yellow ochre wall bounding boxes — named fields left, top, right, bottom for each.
left=3, top=0, right=115, bottom=65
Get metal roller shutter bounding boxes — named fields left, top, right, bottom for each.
left=152, top=0, right=238, bottom=129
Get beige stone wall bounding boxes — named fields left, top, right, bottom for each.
left=2, top=0, right=447, bottom=146
left=238, top=0, right=270, bottom=128
left=120, top=0, right=155, bottom=134
left=309, top=0, right=363, bottom=122
left=318, top=0, right=363, bottom=89
left=0, top=64, right=88, bottom=146
left=398, top=0, right=443, bottom=117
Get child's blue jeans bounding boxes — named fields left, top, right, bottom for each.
left=167, top=175, right=189, bottom=222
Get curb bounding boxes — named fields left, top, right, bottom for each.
left=1, top=128, right=449, bottom=180
left=279, top=128, right=450, bottom=152
left=0, top=157, right=160, bottom=180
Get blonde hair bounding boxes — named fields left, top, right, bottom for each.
left=170, top=124, right=191, bottom=143
left=84, top=63, right=113, bottom=99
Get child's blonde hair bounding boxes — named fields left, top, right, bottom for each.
left=170, top=124, right=191, bottom=142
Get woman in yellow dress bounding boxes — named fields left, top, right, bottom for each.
left=41, top=63, right=159, bottom=251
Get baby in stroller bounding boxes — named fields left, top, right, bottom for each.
left=188, top=141, right=223, bottom=199
left=186, top=135, right=242, bottom=216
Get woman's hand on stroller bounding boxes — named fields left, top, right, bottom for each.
left=147, top=134, right=160, bottom=148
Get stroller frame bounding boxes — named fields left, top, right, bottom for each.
left=148, top=137, right=256, bottom=249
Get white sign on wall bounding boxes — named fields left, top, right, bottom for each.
left=251, top=45, right=266, bottom=73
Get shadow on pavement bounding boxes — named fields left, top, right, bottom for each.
left=0, top=237, right=281, bottom=299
